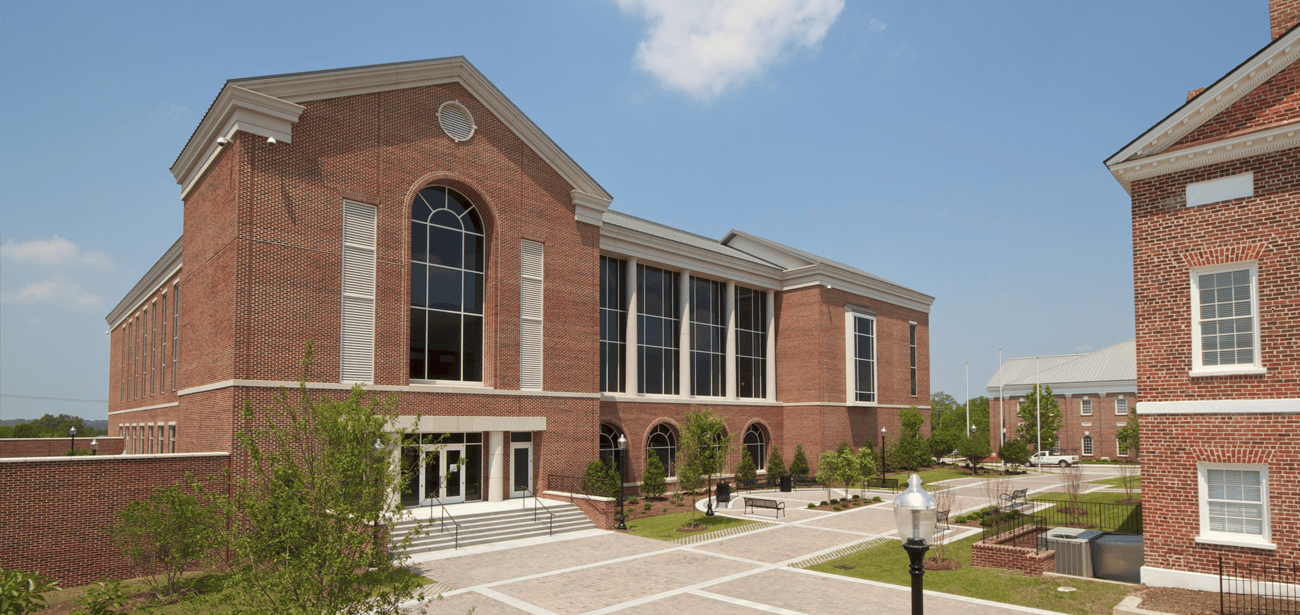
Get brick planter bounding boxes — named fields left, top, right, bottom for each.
left=972, top=524, right=1055, bottom=576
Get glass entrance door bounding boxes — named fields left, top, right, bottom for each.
left=442, top=446, right=465, bottom=504
left=511, top=443, right=532, bottom=497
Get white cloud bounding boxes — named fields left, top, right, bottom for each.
left=0, top=235, right=113, bottom=270
left=867, top=17, right=887, bottom=32
left=3, top=281, right=103, bottom=311
left=615, top=0, right=845, bottom=100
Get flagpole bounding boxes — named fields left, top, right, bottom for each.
left=1035, top=355, right=1042, bottom=454
left=965, top=360, right=970, bottom=436
left=998, top=348, right=1004, bottom=446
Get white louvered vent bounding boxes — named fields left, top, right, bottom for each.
left=341, top=201, right=376, bottom=383
left=520, top=240, right=544, bottom=390
left=438, top=101, right=477, bottom=143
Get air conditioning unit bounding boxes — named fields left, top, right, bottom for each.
left=1041, top=527, right=1102, bottom=577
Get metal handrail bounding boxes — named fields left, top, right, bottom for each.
left=520, top=486, right=556, bottom=536
left=425, top=493, right=462, bottom=550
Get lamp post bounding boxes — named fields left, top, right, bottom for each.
left=616, top=434, right=628, bottom=530
left=880, top=427, right=887, bottom=481
left=91, top=439, right=98, bottom=455
left=970, top=424, right=978, bottom=475
left=703, top=439, right=715, bottom=517
left=894, top=474, right=938, bottom=615
left=69, top=426, right=76, bottom=454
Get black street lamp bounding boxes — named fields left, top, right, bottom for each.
left=893, top=474, right=938, bottom=615
left=969, top=424, right=979, bottom=475
left=703, top=440, right=715, bottom=517
left=69, top=426, right=76, bottom=454
left=880, top=427, right=887, bottom=481
left=616, top=434, right=628, bottom=530
left=90, top=439, right=98, bottom=455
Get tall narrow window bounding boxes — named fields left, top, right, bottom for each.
left=1193, top=266, right=1258, bottom=372
left=647, top=423, right=677, bottom=477
left=1115, top=398, right=1128, bottom=416
left=150, top=302, right=157, bottom=395
left=131, top=319, right=137, bottom=399
left=689, top=276, right=726, bottom=397
left=1081, top=399, right=1093, bottom=416
left=599, top=256, right=627, bottom=393
left=160, top=295, right=167, bottom=392
left=850, top=312, right=876, bottom=403
left=169, top=424, right=176, bottom=453
left=909, top=323, right=917, bottom=396
left=736, top=286, right=767, bottom=398
left=636, top=265, right=679, bottom=395
left=743, top=424, right=766, bottom=471
left=1082, top=435, right=1094, bottom=456
left=1117, top=437, right=1129, bottom=457
left=172, top=283, right=178, bottom=390
left=148, top=425, right=155, bottom=454
left=120, top=326, right=126, bottom=402
left=342, top=201, right=377, bottom=383
left=410, top=187, right=485, bottom=382
left=141, top=309, right=147, bottom=398
left=519, top=240, right=544, bottom=390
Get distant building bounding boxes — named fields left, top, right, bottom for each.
left=1104, top=0, right=1300, bottom=590
left=984, top=340, right=1137, bottom=460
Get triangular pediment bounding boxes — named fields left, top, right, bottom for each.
left=171, top=57, right=612, bottom=217
left=1105, top=27, right=1300, bottom=190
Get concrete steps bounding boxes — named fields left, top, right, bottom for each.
left=389, top=501, right=595, bottom=556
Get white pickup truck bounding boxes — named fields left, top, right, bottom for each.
left=1028, top=451, right=1079, bottom=467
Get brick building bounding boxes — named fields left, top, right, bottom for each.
left=104, top=57, right=934, bottom=507
left=985, top=340, right=1137, bottom=460
left=1104, top=1, right=1300, bottom=590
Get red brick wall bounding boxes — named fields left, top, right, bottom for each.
left=0, top=454, right=229, bottom=586
left=1131, top=148, right=1300, bottom=402
left=0, top=438, right=124, bottom=458
left=1274, top=0, right=1300, bottom=39
left=108, top=274, right=182, bottom=414
left=993, top=393, right=1138, bottom=459
left=1140, top=412, right=1300, bottom=575
left=1171, top=61, right=1300, bottom=151
left=972, top=526, right=1055, bottom=577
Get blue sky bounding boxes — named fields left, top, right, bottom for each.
left=0, top=0, right=1269, bottom=420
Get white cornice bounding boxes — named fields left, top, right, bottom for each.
left=599, top=225, right=784, bottom=290
left=105, top=238, right=183, bottom=329
left=572, top=190, right=611, bottom=227
left=1139, top=399, right=1300, bottom=414
left=174, top=57, right=613, bottom=206
left=1106, top=28, right=1300, bottom=190
left=172, top=85, right=305, bottom=199
left=1109, top=123, right=1300, bottom=189
left=987, top=379, right=1136, bottom=399
left=781, top=264, right=933, bottom=314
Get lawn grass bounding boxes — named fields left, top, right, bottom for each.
left=1033, top=491, right=1137, bottom=505
left=808, top=535, right=1133, bottom=615
left=1089, top=476, right=1142, bottom=489
left=623, top=511, right=753, bottom=541
left=885, top=466, right=1021, bottom=485
left=1030, top=492, right=1142, bottom=533
left=38, top=568, right=434, bottom=614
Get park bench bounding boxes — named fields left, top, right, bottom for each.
left=743, top=497, right=786, bottom=518
left=999, top=488, right=1029, bottom=509
left=736, top=478, right=770, bottom=492
left=790, top=477, right=826, bottom=491
left=864, top=477, right=901, bottom=491
left=937, top=510, right=950, bottom=530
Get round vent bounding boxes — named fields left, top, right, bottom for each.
left=437, top=101, right=476, bottom=143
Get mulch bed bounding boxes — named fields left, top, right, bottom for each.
left=803, top=499, right=873, bottom=512
left=923, top=557, right=962, bottom=571
left=1135, top=587, right=1224, bottom=615
left=676, top=524, right=708, bottom=532
left=622, top=493, right=706, bottom=521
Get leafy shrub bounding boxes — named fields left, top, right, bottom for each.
left=0, top=568, right=60, bottom=614
left=790, top=444, right=810, bottom=477
left=954, top=515, right=967, bottom=523
left=851, top=494, right=860, bottom=499
left=642, top=453, right=668, bottom=499
left=767, top=445, right=787, bottom=477
left=819, top=501, right=828, bottom=506
left=72, top=579, right=129, bottom=615
left=832, top=505, right=842, bottom=511
left=872, top=496, right=882, bottom=502
left=643, top=503, right=652, bottom=512
left=628, top=497, right=639, bottom=505
left=670, top=491, right=685, bottom=506
left=807, top=503, right=815, bottom=509
left=829, top=498, right=839, bottom=504
left=109, top=476, right=221, bottom=597
left=736, top=449, right=758, bottom=484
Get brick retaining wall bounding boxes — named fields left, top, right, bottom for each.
left=0, top=437, right=125, bottom=458
left=972, top=524, right=1055, bottom=576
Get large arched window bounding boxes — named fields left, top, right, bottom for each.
left=410, top=186, right=485, bottom=382
left=744, top=424, right=766, bottom=471
left=647, top=424, right=677, bottom=478
left=599, top=424, right=626, bottom=474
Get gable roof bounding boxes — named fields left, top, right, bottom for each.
left=985, top=340, right=1136, bottom=395
left=1105, top=26, right=1300, bottom=192
left=171, top=57, right=613, bottom=217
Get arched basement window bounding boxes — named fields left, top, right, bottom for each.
left=410, top=186, right=485, bottom=382
left=647, top=423, right=677, bottom=478
left=744, top=424, right=766, bottom=471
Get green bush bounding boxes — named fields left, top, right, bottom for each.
left=767, top=445, right=787, bottom=477
left=820, top=501, right=829, bottom=506
left=628, top=497, right=639, bottom=505
left=0, top=568, right=59, bottom=614
left=642, top=453, right=668, bottom=499
left=829, top=498, right=839, bottom=504
left=872, top=496, right=882, bottom=502
left=790, top=444, right=810, bottom=477
left=581, top=459, right=620, bottom=499
left=109, top=476, right=221, bottom=597
left=642, top=503, right=652, bottom=512
left=72, top=579, right=129, bottom=615
left=954, top=515, right=967, bottom=523
left=851, top=494, right=860, bottom=499
left=736, top=448, right=758, bottom=484
left=832, top=505, right=842, bottom=511
left=807, top=503, right=816, bottom=509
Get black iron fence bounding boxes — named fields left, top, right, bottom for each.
left=547, top=474, right=619, bottom=499
left=980, top=499, right=1142, bottom=551
left=1221, top=557, right=1299, bottom=615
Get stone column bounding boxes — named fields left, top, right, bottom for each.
left=725, top=280, right=737, bottom=399
left=766, top=290, right=777, bottom=402
left=679, top=270, right=692, bottom=397
left=626, top=258, right=638, bottom=395
left=488, top=431, right=505, bottom=502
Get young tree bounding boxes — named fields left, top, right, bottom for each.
left=789, top=444, right=810, bottom=477
left=109, top=475, right=222, bottom=597
left=1116, top=404, right=1140, bottom=459
left=676, top=407, right=732, bottom=524
left=766, top=444, right=786, bottom=478
left=854, top=445, right=878, bottom=497
left=894, top=407, right=930, bottom=470
left=959, top=433, right=991, bottom=475
left=816, top=441, right=859, bottom=501
left=735, top=448, right=757, bottom=484
left=641, top=452, right=668, bottom=499
left=998, top=439, right=1030, bottom=472
left=927, top=429, right=959, bottom=463
left=1016, top=384, right=1063, bottom=451
left=215, top=344, right=426, bottom=615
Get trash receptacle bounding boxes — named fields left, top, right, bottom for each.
left=716, top=481, right=731, bottom=503
left=780, top=473, right=793, bottom=492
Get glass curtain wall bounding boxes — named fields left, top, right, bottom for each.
left=637, top=265, right=680, bottom=395
left=690, top=276, right=726, bottom=397
left=736, top=286, right=767, bottom=398
left=600, top=256, right=627, bottom=392
left=410, top=187, right=485, bottom=382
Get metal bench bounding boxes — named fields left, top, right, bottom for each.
left=999, top=488, right=1029, bottom=509
left=865, top=477, right=901, bottom=492
left=744, top=497, right=786, bottom=518
left=790, top=476, right=826, bottom=490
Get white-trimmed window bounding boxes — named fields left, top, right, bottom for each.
left=689, top=276, right=727, bottom=397
left=1082, top=435, right=1093, bottom=456
left=743, top=423, right=766, bottom=471
left=1115, top=397, right=1128, bottom=416
left=172, top=282, right=178, bottom=391
left=735, top=286, right=768, bottom=399
left=1191, top=263, right=1262, bottom=376
left=1197, top=463, right=1272, bottom=549
left=846, top=308, right=877, bottom=403
left=1081, top=398, right=1092, bottom=416
left=909, top=323, right=917, bottom=397
left=1117, top=437, right=1128, bottom=457
left=637, top=265, right=680, bottom=395
left=647, top=423, right=677, bottom=477
left=169, top=424, right=176, bottom=454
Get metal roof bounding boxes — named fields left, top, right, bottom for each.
left=602, top=211, right=786, bottom=270
left=723, top=230, right=933, bottom=301
left=985, top=340, right=1136, bottom=389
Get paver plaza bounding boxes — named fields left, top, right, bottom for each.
left=406, top=466, right=1133, bottom=615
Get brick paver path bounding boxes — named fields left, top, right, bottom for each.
left=408, top=469, right=1136, bottom=615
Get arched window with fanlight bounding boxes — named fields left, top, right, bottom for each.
left=599, top=424, right=626, bottom=474
left=743, top=424, right=766, bottom=471
left=410, top=186, right=485, bottom=382
left=647, top=423, right=677, bottom=478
